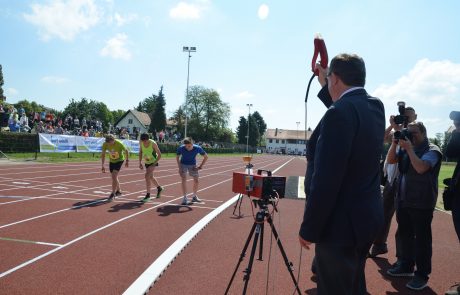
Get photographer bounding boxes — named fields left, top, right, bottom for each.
left=299, top=53, right=385, bottom=294
left=386, top=122, right=441, bottom=291
left=444, top=111, right=460, bottom=295
left=370, top=105, right=417, bottom=259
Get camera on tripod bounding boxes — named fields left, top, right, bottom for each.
left=232, top=169, right=286, bottom=200
left=393, top=101, right=412, bottom=142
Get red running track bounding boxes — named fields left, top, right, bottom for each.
left=0, top=155, right=459, bottom=294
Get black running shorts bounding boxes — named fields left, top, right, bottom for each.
left=109, top=161, right=124, bottom=173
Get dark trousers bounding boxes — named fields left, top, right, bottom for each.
left=315, top=243, right=370, bottom=295
left=373, top=180, right=402, bottom=258
left=396, top=207, right=433, bottom=280
left=453, top=194, right=460, bottom=242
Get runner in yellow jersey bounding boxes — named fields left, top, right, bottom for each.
left=138, top=133, right=163, bottom=202
left=101, top=134, right=129, bottom=201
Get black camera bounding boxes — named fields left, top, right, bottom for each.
left=393, top=101, right=408, bottom=126
left=394, top=128, right=412, bottom=142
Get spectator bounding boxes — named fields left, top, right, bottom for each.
left=54, top=124, right=64, bottom=134
left=386, top=122, right=442, bottom=291
left=82, top=117, right=87, bottom=128
left=19, top=105, right=25, bottom=116
left=19, top=113, right=30, bottom=132
left=74, top=117, right=80, bottom=128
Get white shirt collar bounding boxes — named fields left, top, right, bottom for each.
left=338, top=87, right=364, bottom=100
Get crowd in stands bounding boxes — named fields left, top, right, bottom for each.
left=0, top=104, right=186, bottom=143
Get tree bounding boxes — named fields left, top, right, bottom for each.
left=0, top=64, right=6, bottom=101
left=62, top=98, right=113, bottom=129
left=236, top=116, right=248, bottom=144
left=170, top=106, right=185, bottom=136
left=252, top=111, right=267, bottom=145
left=149, top=86, right=166, bottom=133
left=236, top=115, right=259, bottom=147
left=136, top=93, right=158, bottom=114
left=183, top=85, right=230, bottom=141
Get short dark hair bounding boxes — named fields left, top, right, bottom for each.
left=328, top=53, right=366, bottom=87
left=408, top=121, right=427, bottom=137
left=183, top=137, right=193, bottom=144
left=140, top=133, right=149, bottom=141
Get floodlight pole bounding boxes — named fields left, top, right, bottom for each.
left=183, top=46, right=197, bottom=139
left=246, top=103, right=253, bottom=154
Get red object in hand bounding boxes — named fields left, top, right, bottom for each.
left=311, top=33, right=328, bottom=76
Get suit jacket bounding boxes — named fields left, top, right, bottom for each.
left=299, top=88, right=385, bottom=246
left=304, top=86, right=333, bottom=197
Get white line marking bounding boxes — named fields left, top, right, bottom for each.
left=123, top=157, right=295, bottom=295
left=12, top=182, right=30, bottom=185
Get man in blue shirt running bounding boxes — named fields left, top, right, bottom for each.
left=176, top=137, right=208, bottom=205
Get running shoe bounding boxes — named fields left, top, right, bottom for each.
left=156, top=186, right=163, bottom=198
left=107, top=193, right=115, bottom=201
left=181, top=196, right=189, bottom=205
left=141, top=194, right=151, bottom=202
left=192, top=195, right=201, bottom=203
left=115, top=191, right=122, bottom=196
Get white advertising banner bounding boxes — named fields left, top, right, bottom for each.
left=39, top=133, right=77, bottom=153
left=76, top=136, right=105, bottom=152
left=39, top=134, right=140, bottom=153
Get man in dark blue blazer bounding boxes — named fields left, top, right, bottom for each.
left=299, top=53, right=385, bottom=294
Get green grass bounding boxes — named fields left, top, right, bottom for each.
left=4, top=152, right=250, bottom=163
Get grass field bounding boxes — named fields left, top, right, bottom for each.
left=3, top=152, right=248, bottom=163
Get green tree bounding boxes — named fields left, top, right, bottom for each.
left=0, top=65, right=6, bottom=101
left=136, top=94, right=158, bottom=114
left=150, top=86, right=166, bottom=133
left=236, top=115, right=259, bottom=147
left=111, top=110, right=125, bottom=124
left=236, top=116, right=248, bottom=144
left=184, top=85, right=230, bottom=141
left=170, top=106, right=185, bottom=136
left=252, top=111, right=267, bottom=145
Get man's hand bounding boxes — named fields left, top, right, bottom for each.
left=398, top=138, right=413, bottom=151
left=299, top=235, right=313, bottom=250
left=139, top=163, right=143, bottom=170
left=101, top=166, right=106, bottom=173
left=315, top=63, right=328, bottom=87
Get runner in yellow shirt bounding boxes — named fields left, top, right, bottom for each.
left=101, top=134, right=129, bottom=201
left=138, top=133, right=163, bottom=202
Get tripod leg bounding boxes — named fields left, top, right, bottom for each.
left=242, top=223, right=261, bottom=295
left=258, top=221, right=264, bottom=261
left=238, top=195, right=243, bottom=216
left=225, top=222, right=257, bottom=295
left=267, top=216, right=302, bottom=295
left=233, top=194, right=242, bottom=216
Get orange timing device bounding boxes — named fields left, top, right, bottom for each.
left=232, top=170, right=286, bottom=199
left=311, top=33, right=328, bottom=76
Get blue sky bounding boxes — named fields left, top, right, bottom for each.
left=1, top=0, right=459, bottom=137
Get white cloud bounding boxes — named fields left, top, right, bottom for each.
left=100, top=33, right=131, bottom=60
left=6, top=88, right=18, bottom=96
left=258, top=4, right=269, bottom=20
left=109, top=12, right=138, bottom=27
left=169, top=1, right=209, bottom=20
left=41, top=76, right=70, bottom=84
left=23, top=0, right=100, bottom=41
left=373, top=59, right=460, bottom=107
left=234, top=91, right=255, bottom=100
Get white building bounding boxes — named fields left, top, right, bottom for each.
left=265, top=128, right=312, bottom=155
left=114, top=109, right=151, bottom=134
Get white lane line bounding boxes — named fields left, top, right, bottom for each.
left=0, top=237, right=63, bottom=247
left=0, top=196, right=183, bottom=279
left=12, top=182, right=30, bottom=185
left=123, top=157, right=295, bottom=295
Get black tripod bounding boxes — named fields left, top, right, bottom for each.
left=225, top=199, right=301, bottom=295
